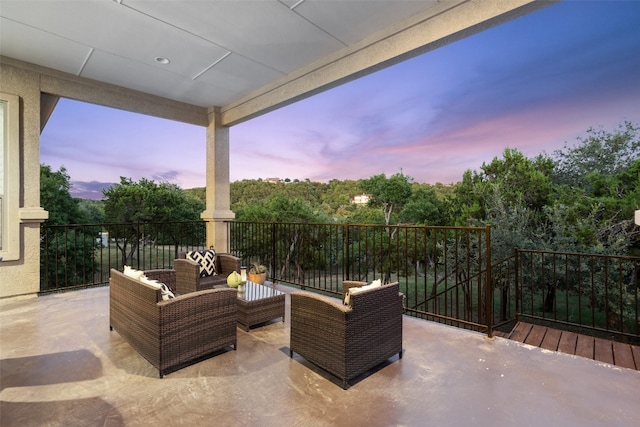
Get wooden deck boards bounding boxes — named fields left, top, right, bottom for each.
left=613, top=340, right=637, bottom=370
left=506, top=322, right=639, bottom=371
left=557, top=331, right=578, bottom=354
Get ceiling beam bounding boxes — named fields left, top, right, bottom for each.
left=1, top=56, right=209, bottom=127
left=220, top=0, right=555, bottom=126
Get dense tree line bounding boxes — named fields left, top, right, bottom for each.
left=42, top=122, right=639, bottom=260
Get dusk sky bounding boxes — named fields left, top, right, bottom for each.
left=40, top=1, right=640, bottom=199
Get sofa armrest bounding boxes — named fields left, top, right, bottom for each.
left=157, top=288, right=238, bottom=372
left=174, top=258, right=200, bottom=294
left=158, top=287, right=237, bottom=322
left=144, top=269, right=177, bottom=293
left=158, top=288, right=237, bottom=340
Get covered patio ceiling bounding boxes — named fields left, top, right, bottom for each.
left=0, top=0, right=552, bottom=126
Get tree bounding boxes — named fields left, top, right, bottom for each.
left=480, top=149, right=554, bottom=213
left=231, top=179, right=281, bottom=206
left=445, top=169, right=485, bottom=225
left=552, top=121, right=640, bottom=190
left=399, top=184, right=445, bottom=225
left=184, top=187, right=206, bottom=203
left=234, top=194, right=330, bottom=284
left=40, top=165, right=98, bottom=289
left=344, top=204, right=385, bottom=225
left=77, top=199, right=105, bottom=224
left=40, top=165, right=84, bottom=225
left=362, top=173, right=413, bottom=226
left=102, top=177, right=205, bottom=264
left=448, top=148, right=554, bottom=225
left=550, top=123, right=640, bottom=256
left=103, top=177, right=204, bottom=223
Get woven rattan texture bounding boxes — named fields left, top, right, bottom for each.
left=143, top=269, right=177, bottom=292
left=290, top=281, right=403, bottom=389
left=237, top=284, right=285, bottom=331
left=175, top=252, right=241, bottom=295
left=109, top=269, right=237, bottom=377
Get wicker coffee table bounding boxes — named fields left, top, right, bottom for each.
left=237, top=281, right=285, bottom=331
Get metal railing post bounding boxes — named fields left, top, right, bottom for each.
left=271, top=222, right=277, bottom=283
left=514, top=248, right=520, bottom=319
left=485, top=224, right=493, bottom=338
left=344, top=224, right=350, bottom=281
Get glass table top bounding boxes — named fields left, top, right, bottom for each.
left=237, top=281, right=284, bottom=302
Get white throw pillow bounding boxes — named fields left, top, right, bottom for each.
left=123, top=265, right=144, bottom=280
left=140, top=275, right=175, bottom=301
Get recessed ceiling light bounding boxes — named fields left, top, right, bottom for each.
left=155, top=57, right=170, bottom=65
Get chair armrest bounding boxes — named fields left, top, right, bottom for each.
left=290, top=292, right=353, bottom=381
left=291, top=291, right=351, bottom=314
left=216, top=253, right=241, bottom=276
left=290, top=292, right=352, bottom=341
left=349, top=282, right=403, bottom=314
left=342, top=281, right=367, bottom=302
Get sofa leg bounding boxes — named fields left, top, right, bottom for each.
left=109, top=325, right=113, bottom=331
left=289, top=349, right=293, bottom=358
left=399, top=350, right=403, bottom=359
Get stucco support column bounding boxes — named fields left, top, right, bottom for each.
left=201, top=107, right=235, bottom=252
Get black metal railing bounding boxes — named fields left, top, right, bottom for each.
left=491, top=254, right=519, bottom=334
left=513, top=249, right=639, bottom=343
left=40, top=220, right=640, bottom=343
left=227, top=221, right=495, bottom=334
left=40, top=221, right=207, bottom=292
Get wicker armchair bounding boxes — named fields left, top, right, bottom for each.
left=109, top=268, right=237, bottom=378
left=289, top=281, right=403, bottom=389
left=174, top=251, right=241, bottom=295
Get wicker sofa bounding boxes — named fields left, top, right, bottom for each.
left=174, top=250, right=241, bottom=295
left=289, top=280, right=404, bottom=389
left=109, top=268, right=238, bottom=378
left=142, top=268, right=177, bottom=292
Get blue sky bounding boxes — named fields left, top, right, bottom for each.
left=41, top=1, right=640, bottom=199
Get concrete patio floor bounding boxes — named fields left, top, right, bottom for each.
left=1, top=285, right=639, bottom=427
